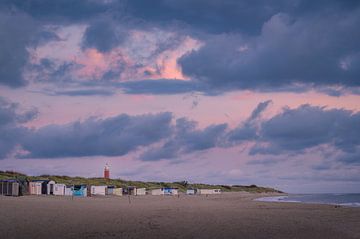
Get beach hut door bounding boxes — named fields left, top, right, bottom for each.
left=50, top=184, right=54, bottom=195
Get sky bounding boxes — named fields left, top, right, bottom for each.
left=0, top=0, right=360, bottom=193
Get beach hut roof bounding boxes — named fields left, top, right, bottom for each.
left=73, top=185, right=87, bottom=190
left=31, top=179, right=50, bottom=183
left=0, top=179, right=18, bottom=182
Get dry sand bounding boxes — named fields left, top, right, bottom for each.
left=1, top=192, right=360, bottom=239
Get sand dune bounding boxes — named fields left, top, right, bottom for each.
left=1, top=192, right=359, bottom=239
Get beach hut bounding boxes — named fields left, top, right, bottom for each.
left=106, top=186, right=115, bottom=195
left=29, top=181, right=42, bottom=195
left=163, top=188, right=178, bottom=195
left=197, top=189, right=221, bottom=195
left=126, top=186, right=137, bottom=195
left=151, top=188, right=164, bottom=195
left=0, top=180, right=20, bottom=196
left=47, top=180, right=56, bottom=195
left=91, top=185, right=107, bottom=196
left=136, top=188, right=146, bottom=196
left=30, top=180, right=50, bottom=194
left=64, top=186, right=73, bottom=196
left=73, top=185, right=87, bottom=197
left=186, top=189, right=197, bottom=195
left=113, top=188, right=123, bottom=196
left=53, top=184, right=66, bottom=196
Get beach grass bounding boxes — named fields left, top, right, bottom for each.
left=0, top=170, right=282, bottom=193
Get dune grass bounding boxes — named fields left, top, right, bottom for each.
left=0, top=171, right=283, bottom=193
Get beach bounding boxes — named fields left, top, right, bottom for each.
left=1, top=192, right=360, bottom=239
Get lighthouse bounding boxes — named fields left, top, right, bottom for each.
left=104, top=163, right=110, bottom=179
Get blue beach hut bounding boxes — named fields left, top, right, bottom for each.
left=163, top=188, right=179, bottom=195
left=73, top=185, right=87, bottom=197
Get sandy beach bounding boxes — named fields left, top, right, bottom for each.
left=1, top=192, right=359, bottom=239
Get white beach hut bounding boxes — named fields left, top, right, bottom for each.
left=64, top=186, right=73, bottom=196
left=197, top=189, right=221, bottom=195
left=136, top=188, right=146, bottom=196
left=186, top=189, right=196, bottom=195
left=53, top=184, right=66, bottom=196
left=29, top=182, right=42, bottom=195
left=113, top=188, right=123, bottom=196
left=151, top=188, right=164, bottom=195
left=47, top=180, right=56, bottom=195
left=91, top=185, right=107, bottom=196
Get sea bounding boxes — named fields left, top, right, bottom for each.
left=255, top=193, right=360, bottom=207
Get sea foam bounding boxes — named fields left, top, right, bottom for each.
left=255, top=194, right=360, bottom=207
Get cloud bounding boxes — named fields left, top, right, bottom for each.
left=125, top=0, right=296, bottom=35
left=0, top=97, right=37, bottom=158
left=53, top=89, right=115, bottom=97
left=119, top=79, right=202, bottom=95
left=0, top=0, right=124, bottom=22
left=179, top=9, right=360, bottom=93
left=337, top=148, right=360, bottom=165
left=82, top=18, right=128, bottom=53
left=0, top=9, right=65, bottom=88
left=141, top=118, right=227, bottom=161
left=20, top=112, right=173, bottom=158
left=5, top=1, right=358, bottom=35
left=2, top=0, right=360, bottom=95
left=249, top=100, right=272, bottom=121
left=42, top=88, right=115, bottom=97
left=227, top=100, right=272, bottom=142
left=1, top=97, right=359, bottom=168
left=0, top=97, right=38, bottom=127
left=250, top=105, right=360, bottom=162
left=0, top=11, right=38, bottom=87
left=226, top=102, right=360, bottom=166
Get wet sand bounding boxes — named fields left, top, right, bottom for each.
left=1, top=192, right=360, bottom=239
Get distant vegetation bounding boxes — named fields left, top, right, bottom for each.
left=0, top=171, right=283, bottom=193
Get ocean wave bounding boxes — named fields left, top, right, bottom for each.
left=255, top=195, right=360, bottom=207
left=254, top=196, right=301, bottom=203
left=338, top=203, right=360, bottom=207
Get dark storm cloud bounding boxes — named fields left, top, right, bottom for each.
left=0, top=97, right=37, bottom=158
left=21, top=112, right=173, bottom=158
left=1, top=0, right=360, bottom=93
left=127, top=0, right=360, bottom=35
left=28, top=59, right=82, bottom=84
left=227, top=100, right=271, bottom=142
left=141, top=118, right=227, bottom=161
left=0, top=10, right=63, bottom=88
left=82, top=19, right=128, bottom=53
left=119, top=79, right=202, bottom=95
left=0, top=0, right=124, bottom=22
left=179, top=9, right=360, bottom=92
left=250, top=105, right=360, bottom=161
left=249, top=100, right=272, bottom=121
left=0, top=12, right=37, bottom=87
left=0, top=1, right=124, bottom=88
left=1, top=97, right=359, bottom=164
left=337, top=149, right=360, bottom=165
left=51, top=89, right=115, bottom=97
left=225, top=102, right=360, bottom=165
left=0, top=97, right=37, bottom=129
left=125, top=0, right=292, bottom=35
left=3, top=1, right=358, bottom=34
